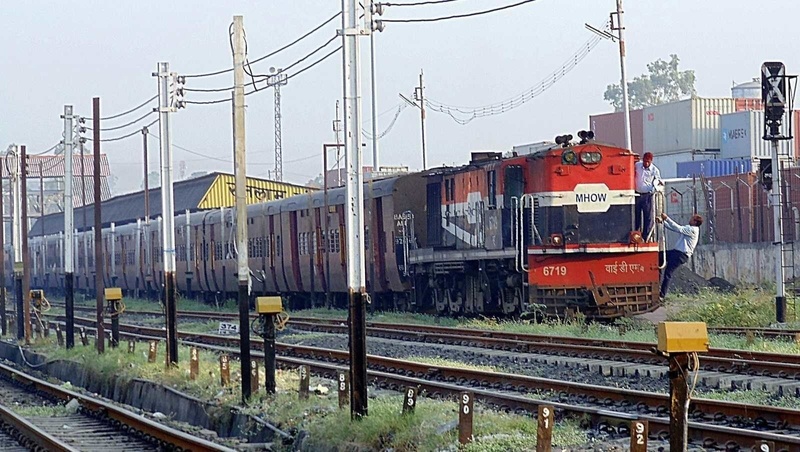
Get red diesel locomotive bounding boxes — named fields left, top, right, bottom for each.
left=25, top=133, right=660, bottom=319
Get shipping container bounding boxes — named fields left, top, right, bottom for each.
left=662, top=177, right=710, bottom=244
left=720, top=110, right=798, bottom=159
left=588, top=109, right=644, bottom=154
left=652, top=151, right=718, bottom=179
left=735, top=98, right=763, bottom=111
left=643, top=97, right=738, bottom=155
left=676, top=159, right=752, bottom=178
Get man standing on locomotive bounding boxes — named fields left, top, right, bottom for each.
left=634, top=152, right=663, bottom=240
left=658, top=212, right=703, bottom=301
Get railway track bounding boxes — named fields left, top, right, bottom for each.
left=45, top=307, right=800, bottom=378
left=0, top=358, right=234, bottom=451
left=39, top=315, right=800, bottom=450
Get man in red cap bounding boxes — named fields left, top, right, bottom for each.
left=634, top=152, right=662, bottom=240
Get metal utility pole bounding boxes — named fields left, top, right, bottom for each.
left=155, top=62, right=178, bottom=364
left=268, top=68, right=288, bottom=182
left=232, top=15, right=252, bottom=402
left=416, top=70, right=427, bottom=170
left=612, top=0, right=632, bottom=151
left=92, top=98, right=105, bottom=354
left=369, top=23, right=380, bottom=171
left=399, top=70, right=428, bottom=171
left=62, top=105, right=76, bottom=348
left=80, top=138, right=89, bottom=291
left=142, top=126, right=151, bottom=298
left=342, top=0, right=368, bottom=419
left=20, top=145, right=31, bottom=344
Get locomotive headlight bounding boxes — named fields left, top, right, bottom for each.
left=562, top=150, right=577, bottom=165
left=550, top=233, right=564, bottom=246
left=580, top=152, right=602, bottom=164
left=629, top=231, right=644, bottom=244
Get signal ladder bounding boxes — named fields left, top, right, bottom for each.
left=778, top=163, right=798, bottom=320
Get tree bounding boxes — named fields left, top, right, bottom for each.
left=604, top=54, right=696, bottom=111
left=140, top=171, right=161, bottom=190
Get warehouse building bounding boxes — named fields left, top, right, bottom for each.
left=30, top=171, right=314, bottom=236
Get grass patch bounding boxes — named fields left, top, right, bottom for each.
left=12, top=404, right=72, bottom=417
left=404, top=356, right=498, bottom=373
left=295, top=396, right=586, bottom=451
left=699, top=389, right=800, bottom=410
left=667, top=288, right=800, bottom=328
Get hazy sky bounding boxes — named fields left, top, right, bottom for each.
left=2, top=1, right=799, bottom=195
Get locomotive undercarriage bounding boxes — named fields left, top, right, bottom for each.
left=529, top=281, right=660, bottom=319
left=413, top=260, right=523, bottom=316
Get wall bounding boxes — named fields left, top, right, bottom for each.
left=692, top=242, right=800, bottom=286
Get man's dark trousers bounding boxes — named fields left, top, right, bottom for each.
left=661, top=249, right=689, bottom=298
left=635, top=192, right=654, bottom=239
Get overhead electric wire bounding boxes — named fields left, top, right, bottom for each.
left=86, top=110, right=157, bottom=132
left=31, top=143, right=61, bottom=156
left=362, top=102, right=409, bottom=140
left=425, top=23, right=607, bottom=125
left=186, top=44, right=342, bottom=105
left=147, top=132, right=274, bottom=166
left=87, top=119, right=158, bottom=142
left=383, top=0, right=463, bottom=5
left=82, top=95, right=158, bottom=122
left=187, top=34, right=339, bottom=94
left=183, top=11, right=341, bottom=79
left=381, top=0, right=537, bottom=23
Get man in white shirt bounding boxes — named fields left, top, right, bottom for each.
left=634, top=152, right=663, bottom=240
left=658, top=212, right=703, bottom=300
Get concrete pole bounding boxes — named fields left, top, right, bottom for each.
left=63, top=105, right=75, bottom=348
left=10, top=146, right=24, bottom=340
left=615, top=0, right=632, bottom=151
left=342, top=0, right=368, bottom=419
left=369, top=21, right=379, bottom=171
left=232, top=15, right=252, bottom=402
left=92, top=98, right=105, bottom=354
left=20, top=145, right=31, bottom=344
left=0, top=156, right=5, bottom=336
left=155, top=62, right=178, bottom=364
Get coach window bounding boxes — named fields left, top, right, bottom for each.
left=487, top=170, right=497, bottom=208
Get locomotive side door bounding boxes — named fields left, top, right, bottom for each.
left=502, top=165, right=524, bottom=247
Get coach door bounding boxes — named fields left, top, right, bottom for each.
left=426, top=180, right=442, bottom=247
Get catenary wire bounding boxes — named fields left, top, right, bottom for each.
left=381, top=0, right=536, bottom=23
left=184, top=11, right=341, bottom=79
left=425, top=24, right=606, bottom=124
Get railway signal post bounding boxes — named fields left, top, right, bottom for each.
left=657, top=322, right=708, bottom=451
left=760, top=61, right=796, bottom=323
left=232, top=15, right=252, bottom=402
left=61, top=105, right=76, bottom=348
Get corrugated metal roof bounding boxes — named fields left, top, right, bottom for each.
left=30, top=172, right=218, bottom=236
left=1, top=154, right=110, bottom=178
left=29, top=171, right=316, bottom=236
left=198, top=174, right=311, bottom=209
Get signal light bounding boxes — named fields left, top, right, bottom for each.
left=578, top=130, right=595, bottom=144
left=554, top=134, right=573, bottom=147
left=173, top=74, right=186, bottom=109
